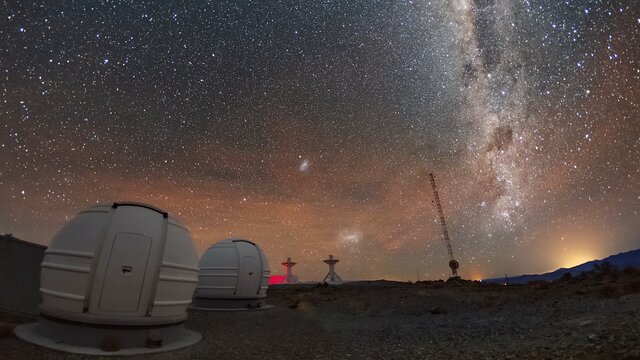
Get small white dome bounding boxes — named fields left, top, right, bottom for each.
left=194, top=238, right=270, bottom=309
left=39, top=202, right=199, bottom=326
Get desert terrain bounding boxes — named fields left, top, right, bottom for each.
left=1, top=268, right=639, bottom=359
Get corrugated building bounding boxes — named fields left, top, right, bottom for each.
left=0, top=234, right=46, bottom=315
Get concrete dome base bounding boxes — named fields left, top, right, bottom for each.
left=14, top=317, right=201, bottom=356
left=190, top=297, right=274, bottom=312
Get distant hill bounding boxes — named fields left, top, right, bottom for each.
left=483, top=248, right=640, bottom=284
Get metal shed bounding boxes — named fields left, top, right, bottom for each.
left=0, top=234, right=46, bottom=315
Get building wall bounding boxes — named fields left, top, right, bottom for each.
left=0, top=234, right=46, bottom=315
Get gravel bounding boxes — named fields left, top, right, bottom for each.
left=1, top=271, right=639, bottom=359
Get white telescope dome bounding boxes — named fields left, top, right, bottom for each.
left=15, top=202, right=201, bottom=355
left=193, top=238, right=271, bottom=310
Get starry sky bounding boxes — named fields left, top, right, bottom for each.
left=1, top=1, right=639, bottom=281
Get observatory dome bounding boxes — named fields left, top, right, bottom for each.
left=193, top=238, right=271, bottom=310
left=38, top=202, right=199, bottom=325
left=15, top=202, right=201, bottom=355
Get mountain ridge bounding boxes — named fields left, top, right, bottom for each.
left=483, top=248, right=640, bottom=284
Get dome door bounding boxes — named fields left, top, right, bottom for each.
left=236, top=256, right=259, bottom=296
left=99, top=232, right=152, bottom=312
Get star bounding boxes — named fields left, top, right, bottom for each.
left=0, top=0, right=638, bottom=281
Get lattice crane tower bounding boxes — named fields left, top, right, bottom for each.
left=429, top=173, right=460, bottom=278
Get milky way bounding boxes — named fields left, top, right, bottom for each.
left=1, top=1, right=639, bottom=281
left=447, top=0, right=530, bottom=231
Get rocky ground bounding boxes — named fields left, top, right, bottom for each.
left=1, top=268, right=639, bottom=359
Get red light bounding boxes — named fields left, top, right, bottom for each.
left=269, top=275, right=286, bottom=285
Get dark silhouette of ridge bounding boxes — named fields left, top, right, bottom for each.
left=483, top=248, right=640, bottom=284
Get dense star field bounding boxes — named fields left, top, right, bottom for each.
left=1, top=1, right=639, bottom=281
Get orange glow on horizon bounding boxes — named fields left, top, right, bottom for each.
left=558, top=252, right=597, bottom=269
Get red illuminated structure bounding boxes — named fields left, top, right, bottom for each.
left=268, top=275, right=286, bottom=285
left=281, top=257, right=298, bottom=284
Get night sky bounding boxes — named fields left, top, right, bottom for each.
left=2, top=1, right=639, bottom=281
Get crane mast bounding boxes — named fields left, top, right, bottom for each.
left=429, top=173, right=460, bottom=278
